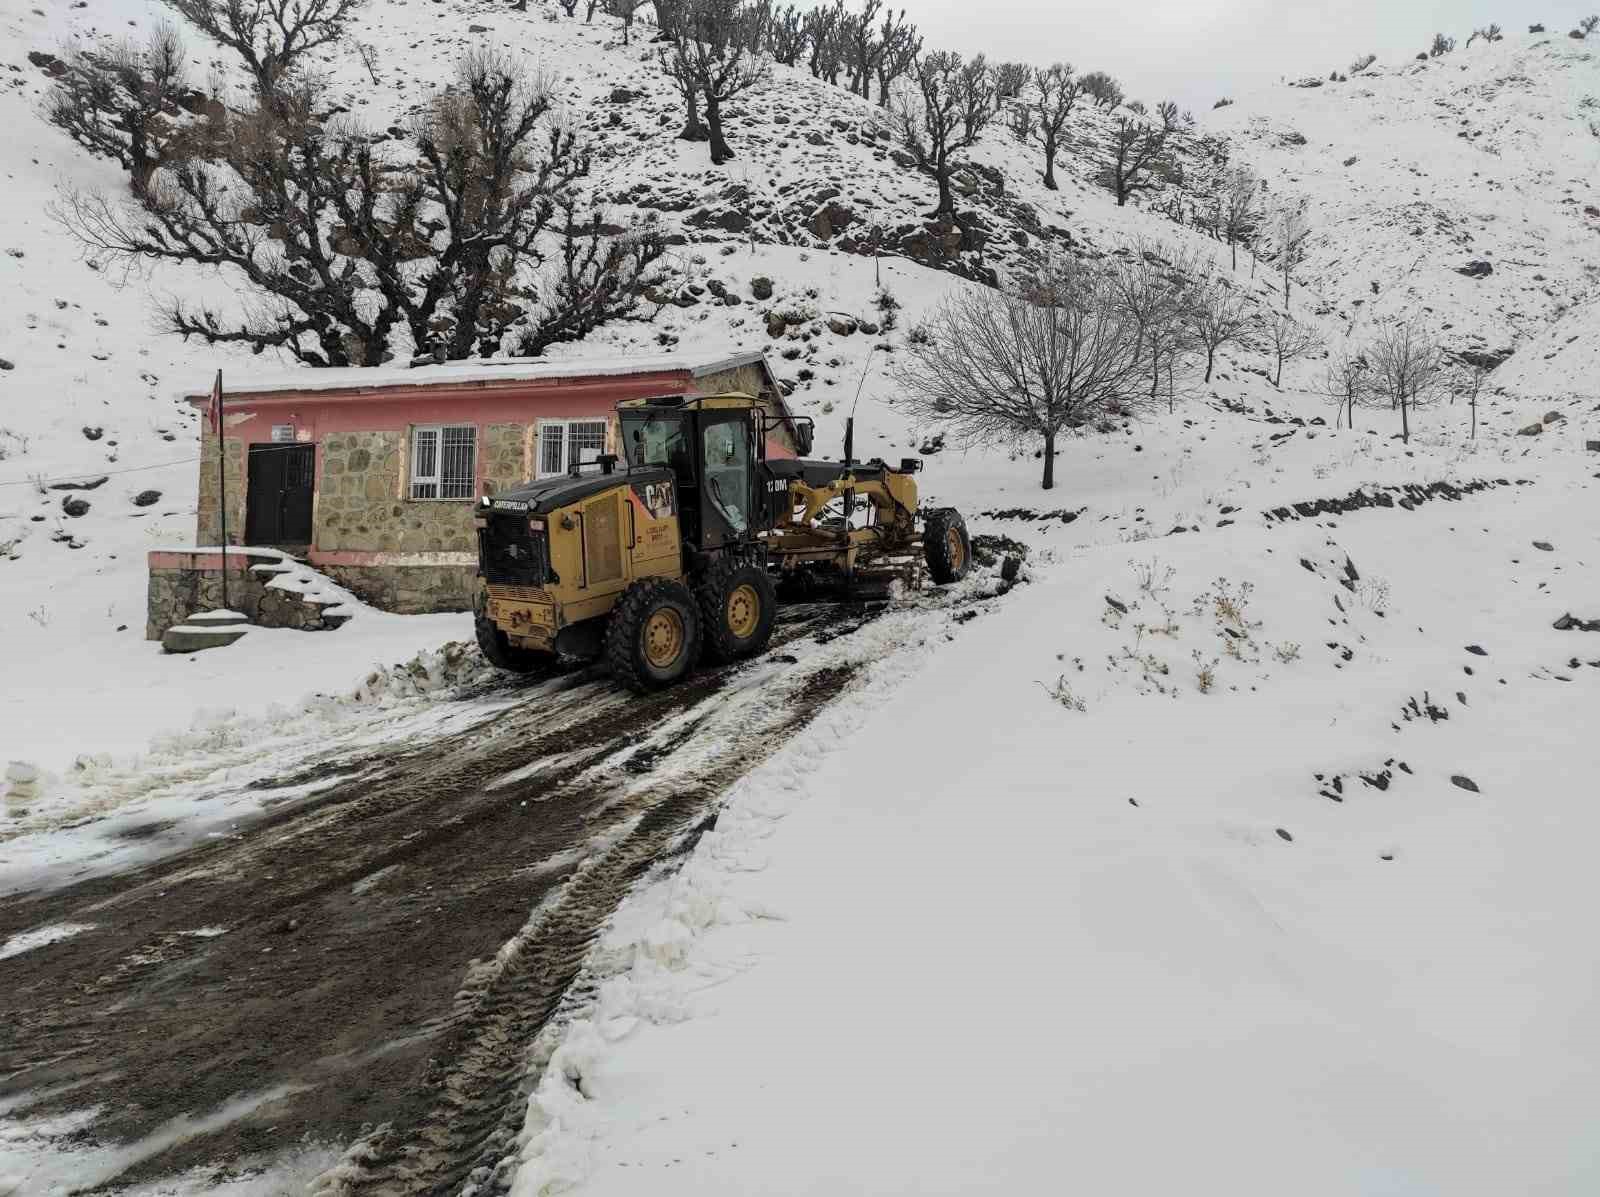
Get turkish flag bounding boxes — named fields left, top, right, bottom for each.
left=207, top=369, right=223, bottom=437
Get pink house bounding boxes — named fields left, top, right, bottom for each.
left=158, top=350, right=801, bottom=620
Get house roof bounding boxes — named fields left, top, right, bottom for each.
left=177, top=349, right=783, bottom=406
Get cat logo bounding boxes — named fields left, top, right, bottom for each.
left=641, top=480, right=675, bottom=520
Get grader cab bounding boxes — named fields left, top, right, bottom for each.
left=474, top=392, right=970, bottom=691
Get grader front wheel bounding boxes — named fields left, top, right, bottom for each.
left=922, top=508, right=972, bottom=585
left=697, top=558, right=778, bottom=663
left=606, top=578, right=702, bottom=692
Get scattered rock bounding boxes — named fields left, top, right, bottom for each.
left=26, top=50, right=66, bottom=77
left=1104, top=595, right=1128, bottom=615
left=608, top=86, right=639, bottom=103
left=467, top=22, right=489, bottom=31
left=826, top=314, right=858, bottom=336
left=82, top=425, right=103, bottom=441
left=1533, top=540, right=1554, bottom=551
left=61, top=496, right=90, bottom=518
left=1465, top=644, right=1487, bottom=656
left=765, top=313, right=786, bottom=339
left=5, top=760, right=41, bottom=799
left=1450, top=775, right=1480, bottom=793
left=0, top=358, right=13, bottom=371
left=133, top=489, right=162, bottom=507
left=1456, top=260, right=1493, bottom=278
left=1542, top=410, right=1564, bottom=424
left=1554, top=613, right=1600, bottom=632
left=1517, top=422, right=1543, bottom=436
left=750, top=276, right=773, bottom=300
left=1275, top=828, right=1294, bottom=841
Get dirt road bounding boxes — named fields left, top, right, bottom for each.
left=0, top=590, right=993, bottom=1195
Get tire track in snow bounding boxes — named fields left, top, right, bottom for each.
left=0, top=598, right=971, bottom=1193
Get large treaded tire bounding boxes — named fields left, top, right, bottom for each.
left=695, top=557, right=778, bottom=664
left=475, top=610, right=555, bottom=674
left=474, top=588, right=556, bottom=674
left=923, top=508, right=972, bottom=585
left=605, top=577, right=701, bottom=693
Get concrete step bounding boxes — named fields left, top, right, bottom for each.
left=163, top=624, right=250, bottom=653
left=186, top=609, right=250, bottom=627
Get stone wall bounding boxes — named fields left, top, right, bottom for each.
left=317, top=423, right=530, bottom=554
left=146, top=552, right=350, bottom=638
left=320, top=564, right=477, bottom=614
left=196, top=435, right=246, bottom=545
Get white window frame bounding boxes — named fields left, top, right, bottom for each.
left=537, top=418, right=609, bottom=478
left=409, top=423, right=477, bottom=501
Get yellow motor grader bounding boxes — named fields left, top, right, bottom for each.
left=473, top=392, right=970, bottom=691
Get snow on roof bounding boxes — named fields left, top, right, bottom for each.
left=177, top=349, right=778, bottom=405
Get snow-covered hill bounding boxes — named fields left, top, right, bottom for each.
left=1210, top=31, right=1600, bottom=385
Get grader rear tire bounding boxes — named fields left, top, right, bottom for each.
left=923, top=508, right=972, bottom=585
left=474, top=600, right=556, bottom=675
left=605, top=578, right=701, bottom=693
left=696, top=558, right=778, bottom=664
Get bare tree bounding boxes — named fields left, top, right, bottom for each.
left=1219, top=166, right=1259, bottom=270
left=769, top=3, right=806, bottom=65
left=607, top=0, right=652, bottom=42
left=1458, top=359, right=1491, bottom=439
left=803, top=0, right=848, bottom=83
left=1029, top=61, right=1082, bottom=191
left=742, top=0, right=773, bottom=52
left=660, top=0, right=769, bottom=163
left=1322, top=343, right=1371, bottom=429
left=1272, top=198, right=1312, bottom=309
left=895, top=50, right=994, bottom=221
left=894, top=258, right=1150, bottom=490
left=1184, top=276, right=1252, bottom=383
left=54, top=55, right=657, bottom=366
left=871, top=7, right=919, bottom=106
left=993, top=60, right=1029, bottom=106
left=520, top=204, right=669, bottom=355
left=1109, top=239, right=1198, bottom=403
left=42, top=24, right=200, bottom=194
left=1007, top=98, right=1035, bottom=143
left=843, top=0, right=882, bottom=97
left=162, top=0, right=365, bottom=95
left=1099, top=101, right=1180, bottom=206
left=1080, top=69, right=1122, bottom=109
left=1266, top=312, right=1322, bottom=387
left=1581, top=15, right=1600, bottom=36
left=1369, top=321, right=1443, bottom=442
left=1429, top=31, right=1455, bottom=56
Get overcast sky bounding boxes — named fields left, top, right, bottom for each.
left=889, top=0, right=1600, bottom=112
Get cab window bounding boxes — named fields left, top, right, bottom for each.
left=623, top=413, right=690, bottom=475
left=702, top=418, right=750, bottom=534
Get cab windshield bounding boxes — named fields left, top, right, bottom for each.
left=621, top=411, right=690, bottom=474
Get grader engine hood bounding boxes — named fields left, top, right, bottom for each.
left=477, top=466, right=680, bottom=591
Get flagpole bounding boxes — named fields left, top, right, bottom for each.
left=215, top=369, right=228, bottom=612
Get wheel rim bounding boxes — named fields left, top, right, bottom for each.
left=727, top=583, right=760, bottom=640
left=643, top=608, right=685, bottom=669
left=946, top=527, right=965, bottom=572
